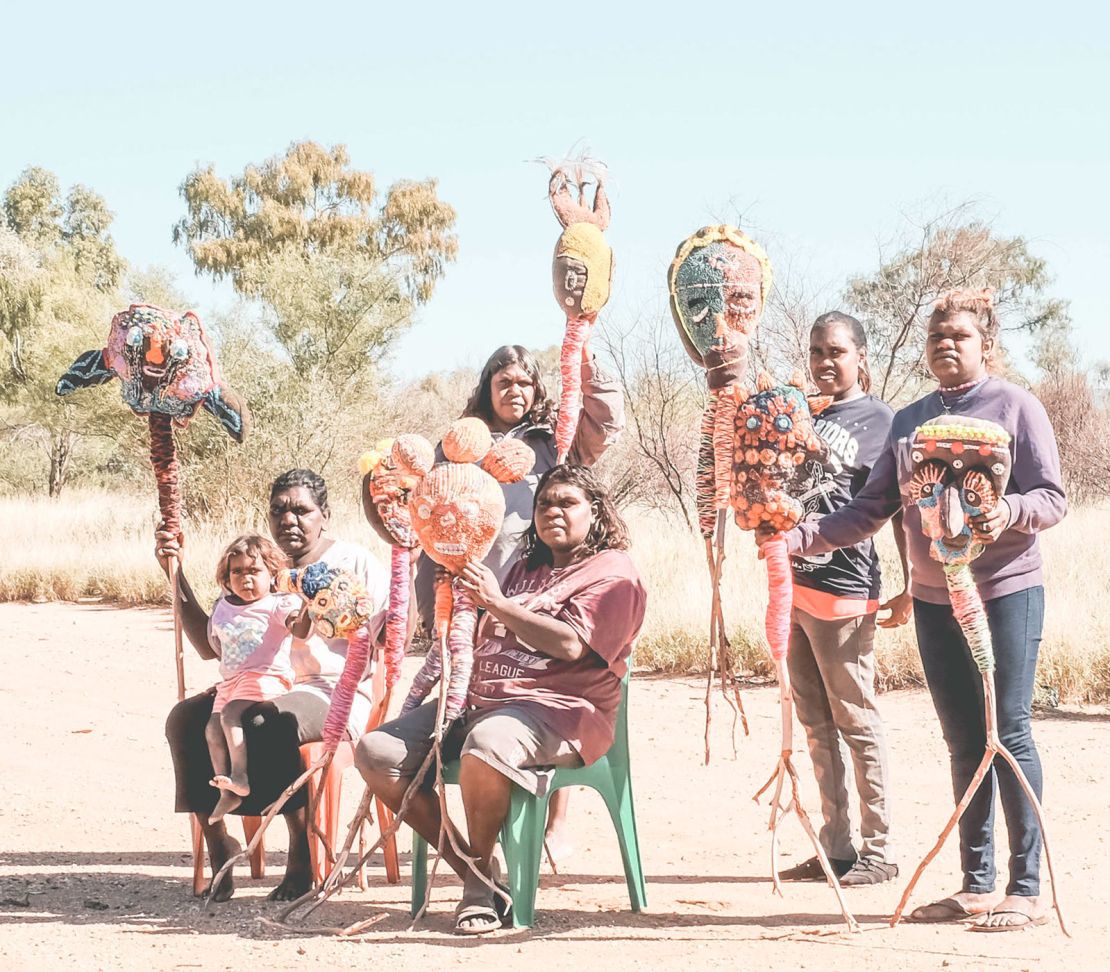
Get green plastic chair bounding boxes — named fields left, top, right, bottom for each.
left=410, top=672, right=646, bottom=928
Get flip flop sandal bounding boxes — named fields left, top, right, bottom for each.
left=906, top=896, right=977, bottom=923
left=454, top=902, right=501, bottom=935
left=970, top=910, right=1049, bottom=933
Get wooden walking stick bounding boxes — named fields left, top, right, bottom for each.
left=668, top=226, right=774, bottom=760
left=890, top=416, right=1068, bottom=934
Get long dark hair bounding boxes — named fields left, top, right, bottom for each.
left=463, top=345, right=554, bottom=428
left=811, top=311, right=872, bottom=393
left=522, top=465, right=631, bottom=570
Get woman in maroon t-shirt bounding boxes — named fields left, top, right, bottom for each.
left=356, top=465, right=646, bottom=934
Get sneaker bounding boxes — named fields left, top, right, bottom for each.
left=778, top=855, right=856, bottom=882
left=839, top=858, right=899, bottom=887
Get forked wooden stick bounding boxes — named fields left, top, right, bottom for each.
left=890, top=669, right=1069, bottom=935
left=753, top=657, right=859, bottom=933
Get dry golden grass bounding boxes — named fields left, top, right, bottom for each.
left=2, top=491, right=1107, bottom=702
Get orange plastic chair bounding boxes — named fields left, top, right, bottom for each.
left=191, top=660, right=400, bottom=894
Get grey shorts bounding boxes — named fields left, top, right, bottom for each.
left=357, top=701, right=582, bottom=797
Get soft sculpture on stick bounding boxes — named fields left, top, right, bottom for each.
left=401, top=417, right=535, bottom=724
left=548, top=158, right=613, bottom=462
left=668, top=226, right=773, bottom=758
left=56, top=304, right=248, bottom=699
left=891, top=416, right=1068, bottom=934
left=725, top=373, right=857, bottom=931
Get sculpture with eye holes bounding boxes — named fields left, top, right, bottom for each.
left=55, top=303, right=248, bottom=701
left=891, top=415, right=1068, bottom=934
left=723, top=373, right=858, bottom=932
left=668, top=226, right=774, bottom=760
left=547, top=157, right=613, bottom=462
left=274, top=418, right=534, bottom=926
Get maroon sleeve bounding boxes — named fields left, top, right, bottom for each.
left=556, top=555, right=647, bottom=671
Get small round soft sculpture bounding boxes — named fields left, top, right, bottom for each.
left=276, top=562, right=373, bottom=641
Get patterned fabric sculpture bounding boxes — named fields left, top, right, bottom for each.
left=275, top=418, right=534, bottom=924
left=55, top=303, right=248, bottom=699
left=891, top=416, right=1067, bottom=933
left=276, top=563, right=377, bottom=750
left=728, top=375, right=857, bottom=930
left=400, top=417, right=535, bottom=724
left=360, top=436, right=435, bottom=689
left=668, top=226, right=773, bottom=758
left=548, top=159, right=613, bottom=462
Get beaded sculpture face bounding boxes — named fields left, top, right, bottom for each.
left=359, top=435, right=435, bottom=548
left=730, top=375, right=830, bottom=533
left=276, top=562, right=373, bottom=640
left=669, top=226, right=773, bottom=380
left=401, top=418, right=535, bottom=575
left=55, top=303, right=247, bottom=441
left=908, top=416, right=1012, bottom=565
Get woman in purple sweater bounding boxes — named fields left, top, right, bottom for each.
left=779, top=290, right=1066, bottom=932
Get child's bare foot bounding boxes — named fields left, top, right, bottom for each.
left=210, top=774, right=250, bottom=797
left=202, top=831, right=241, bottom=902
left=209, top=789, right=243, bottom=824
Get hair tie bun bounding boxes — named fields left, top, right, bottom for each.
left=442, top=417, right=492, bottom=464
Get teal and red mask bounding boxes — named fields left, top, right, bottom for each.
left=55, top=303, right=247, bottom=441
left=908, top=416, right=1012, bottom=565
left=668, top=226, right=773, bottom=389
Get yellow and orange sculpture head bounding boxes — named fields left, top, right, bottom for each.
left=549, top=164, right=613, bottom=319
left=400, top=418, right=535, bottom=575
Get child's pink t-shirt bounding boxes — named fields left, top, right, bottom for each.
left=208, top=593, right=299, bottom=682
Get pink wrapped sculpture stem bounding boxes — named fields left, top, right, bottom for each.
left=753, top=537, right=859, bottom=932
left=384, top=546, right=412, bottom=690
left=555, top=315, right=594, bottom=462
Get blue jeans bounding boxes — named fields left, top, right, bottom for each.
left=913, top=587, right=1044, bottom=896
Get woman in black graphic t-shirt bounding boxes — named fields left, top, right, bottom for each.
left=777, top=312, right=911, bottom=887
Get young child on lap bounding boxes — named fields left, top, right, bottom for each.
left=206, top=534, right=304, bottom=823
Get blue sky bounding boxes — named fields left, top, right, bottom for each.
left=4, top=2, right=1107, bottom=379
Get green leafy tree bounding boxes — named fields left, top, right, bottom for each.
left=174, top=141, right=457, bottom=379
left=846, top=203, right=1069, bottom=403
left=0, top=169, right=129, bottom=496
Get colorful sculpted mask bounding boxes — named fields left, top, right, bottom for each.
left=359, top=435, right=435, bottom=549
left=398, top=418, right=535, bottom=575
left=669, top=226, right=773, bottom=388
left=549, top=167, right=613, bottom=318
left=908, top=416, right=1012, bottom=565
left=730, top=374, right=830, bottom=533
left=55, top=303, right=247, bottom=441
left=277, top=562, right=373, bottom=640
